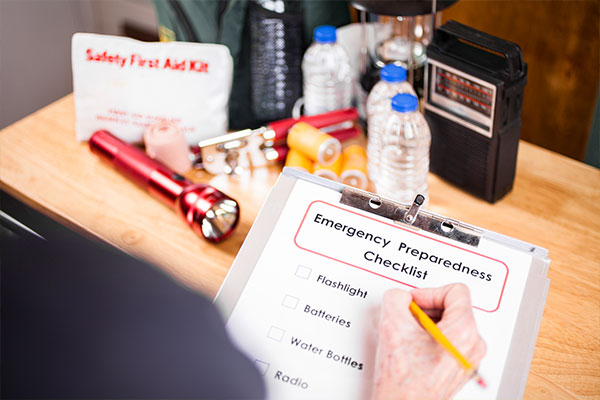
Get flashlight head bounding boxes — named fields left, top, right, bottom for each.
left=176, top=184, right=240, bottom=243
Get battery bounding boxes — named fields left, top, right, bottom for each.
left=287, top=122, right=341, bottom=166
left=340, top=145, right=368, bottom=189
left=314, top=155, right=343, bottom=181
left=285, top=148, right=313, bottom=173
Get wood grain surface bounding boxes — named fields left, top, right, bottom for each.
left=0, top=95, right=599, bottom=399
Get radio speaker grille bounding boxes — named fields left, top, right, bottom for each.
left=426, top=111, right=493, bottom=199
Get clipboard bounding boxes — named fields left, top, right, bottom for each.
left=215, top=168, right=550, bottom=400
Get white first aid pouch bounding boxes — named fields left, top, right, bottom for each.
left=72, top=33, right=233, bottom=144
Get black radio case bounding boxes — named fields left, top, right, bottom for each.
left=425, top=20, right=527, bottom=203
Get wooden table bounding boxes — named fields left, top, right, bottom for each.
left=1, top=95, right=598, bottom=399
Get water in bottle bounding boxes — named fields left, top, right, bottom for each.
left=366, top=64, right=416, bottom=181
left=377, top=93, right=431, bottom=205
left=302, top=25, right=353, bottom=116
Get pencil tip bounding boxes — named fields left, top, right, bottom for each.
left=475, top=374, right=487, bottom=389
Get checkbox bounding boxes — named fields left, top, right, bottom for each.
left=267, top=326, right=285, bottom=342
left=282, top=294, right=300, bottom=310
left=295, top=265, right=312, bottom=279
left=254, top=359, right=270, bottom=376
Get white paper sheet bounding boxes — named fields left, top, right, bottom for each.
left=225, top=179, right=533, bottom=399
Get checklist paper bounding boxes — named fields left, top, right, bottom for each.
left=218, top=174, right=549, bottom=399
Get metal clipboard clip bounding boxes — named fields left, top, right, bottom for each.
left=340, top=187, right=482, bottom=247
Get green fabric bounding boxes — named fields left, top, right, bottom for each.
left=153, top=0, right=350, bottom=128
left=301, top=1, right=350, bottom=45
left=584, top=90, right=599, bottom=168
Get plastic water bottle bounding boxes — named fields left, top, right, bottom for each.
left=377, top=93, right=431, bottom=205
left=302, top=25, right=353, bottom=116
left=366, top=64, right=416, bottom=181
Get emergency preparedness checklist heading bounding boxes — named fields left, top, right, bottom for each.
left=295, top=201, right=508, bottom=312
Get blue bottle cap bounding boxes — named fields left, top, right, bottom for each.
left=313, top=25, right=337, bottom=43
left=380, top=64, right=407, bottom=83
left=391, top=93, right=419, bottom=113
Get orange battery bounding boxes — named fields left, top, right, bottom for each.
left=313, top=154, right=343, bottom=181
left=340, top=145, right=368, bottom=189
left=287, top=122, right=341, bottom=166
left=285, top=148, right=313, bottom=173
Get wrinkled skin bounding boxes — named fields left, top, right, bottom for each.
left=372, top=284, right=487, bottom=400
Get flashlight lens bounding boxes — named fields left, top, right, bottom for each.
left=201, top=199, right=239, bottom=241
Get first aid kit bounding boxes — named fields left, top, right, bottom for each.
left=72, top=33, right=233, bottom=145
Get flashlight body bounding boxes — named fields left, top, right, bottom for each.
left=89, top=130, right=239, bottom=242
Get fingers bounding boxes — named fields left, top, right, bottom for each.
left=442, top=365, right=472, bottom=399
left=381, top=285, right=475, bottom=336
left=444, top=337, right=488, bottom=399
left=373, top=289, right=414, bottom=391
left=372, top=286, right=487, bottom=400
left=380, top=289, right=414, bottom=332
left=412, top=284, right=482, bottom=359
left=441, top=283, right=473, bottom=317
left=418, top=307, right=443, bottom=322
left=381, top=288, right=413, bottom=315
left=378, top=289, right=420, bottom=347
left=409, top=284, right=453, bottom=310
left=471, top=337, right=487, bottom=366
left=410, top=283, right=472, bottom=315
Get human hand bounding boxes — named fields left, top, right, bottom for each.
left=371, top=284, right=486, bottom=400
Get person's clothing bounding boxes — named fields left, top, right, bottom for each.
left=1, top=227, right=265, bottom=398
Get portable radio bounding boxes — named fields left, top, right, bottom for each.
left=424, top=20, right=527, bottom=203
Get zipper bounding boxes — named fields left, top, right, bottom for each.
left=216, top=0, right=229, bottom=43
left=168, top=0, right=199, bottom=42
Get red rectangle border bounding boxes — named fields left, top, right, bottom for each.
left=293, top=200, right=509, bottom=313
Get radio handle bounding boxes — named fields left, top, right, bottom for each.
left=435, top=20, right=524, bottom=79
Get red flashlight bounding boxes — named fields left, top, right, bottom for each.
left=89, top=130, right=239, bottom=243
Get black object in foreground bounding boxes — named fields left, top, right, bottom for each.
left=1, top=226, right=264, bottom=399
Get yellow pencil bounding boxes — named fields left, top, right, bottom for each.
left=409, top=301, right=487, bottom=388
